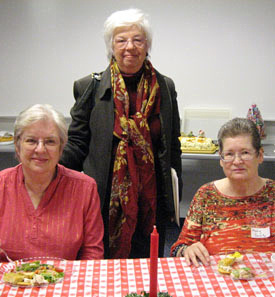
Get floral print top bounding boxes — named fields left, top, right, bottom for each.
left=171, top=180, right=275, bottom=256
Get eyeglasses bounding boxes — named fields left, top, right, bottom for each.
left=113, top=37, right=147, bottom=49
left=220, top=150, right=258, bottom=162
left=22, top=137, right=60, bottom=151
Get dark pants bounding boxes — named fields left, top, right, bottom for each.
left=128, top=220, right=166, bottom=258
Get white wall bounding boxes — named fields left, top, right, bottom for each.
left=0, top=0, right=274, bottom=123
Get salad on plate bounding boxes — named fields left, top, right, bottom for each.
left=1, top=258, right=66, bottom=287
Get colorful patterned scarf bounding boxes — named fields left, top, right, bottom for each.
left=109, top=58, right=160, bottom=258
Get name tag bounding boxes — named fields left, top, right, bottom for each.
left=251, top=226, right=270, bottom=238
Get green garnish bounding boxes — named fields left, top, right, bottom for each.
left=16, top=261, right=41, bottom=271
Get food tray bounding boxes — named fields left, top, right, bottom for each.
left=181, top=146, right=217, bottom=154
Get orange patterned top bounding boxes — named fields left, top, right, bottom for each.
left=171, top=180, right=275, bottom=256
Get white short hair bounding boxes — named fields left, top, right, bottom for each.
left=103, top=8, right=152, bottom=60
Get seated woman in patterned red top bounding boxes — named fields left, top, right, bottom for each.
left=0, top=104, right=104, bottom=261
left=171, top=118, right=275, bottom=267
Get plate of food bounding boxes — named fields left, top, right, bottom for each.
left=213, top=252, right=273, bottom=281
left=0, top=257, right=72, bottom=287
left=0, top=131, right=14, bottom=145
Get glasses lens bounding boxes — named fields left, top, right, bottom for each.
left=240, top=151, right=254, bottom=161
left=114, top=40, right=126, bottom=49
left=133, top=38, right=145, bottom=47
left=221, top=152, right=233, bottom=162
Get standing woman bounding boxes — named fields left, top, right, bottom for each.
left=60, top=8, right=182, bottom=259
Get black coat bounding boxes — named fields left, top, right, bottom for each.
left=60, top=65, right=182, bottom=218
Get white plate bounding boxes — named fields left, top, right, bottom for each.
left=0, top=257, right=73, bottom=288
left=190, top=253, right=273, bottom=281
left=211, top=253, right=273, bottom=280
left=0, top=141, right=14, bottom=146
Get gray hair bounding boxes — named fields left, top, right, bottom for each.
left=218, top=117, right=262, bottom=153
left=14, top=104, right=68, bottom=154
left=103, top=8, right=152, bottom=60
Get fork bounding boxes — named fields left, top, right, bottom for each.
left=0, top=247, right=13, bottom=262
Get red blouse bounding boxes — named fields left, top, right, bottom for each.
left=0, top=164, right=104, bottom=261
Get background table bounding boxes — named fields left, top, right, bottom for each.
left=0, top=254, right=275, bottom=297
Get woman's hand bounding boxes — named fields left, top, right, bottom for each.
left=184, top=242, right=210, bottom=267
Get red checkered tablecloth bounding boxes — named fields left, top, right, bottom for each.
left=0, top=254, right=275, bottom=296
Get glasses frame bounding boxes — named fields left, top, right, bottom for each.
left=21, top=136, right=60, bottom=151
left=220, top=150, right=258, bottom=162
left=113, top=37, right=147, bottom=49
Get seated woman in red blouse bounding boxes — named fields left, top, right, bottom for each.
left=171, top=118, right=275, bottom=267
left=0, top=104, right=104, bottom=261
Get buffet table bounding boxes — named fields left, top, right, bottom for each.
left=1, top=254, right=275, bottom=297
left=181, top=144, right=275, bottom=162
